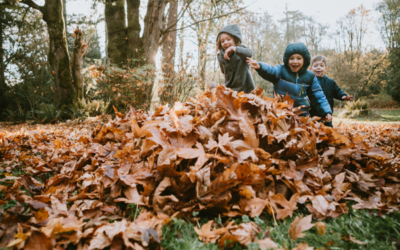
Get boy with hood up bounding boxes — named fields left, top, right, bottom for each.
left=246, top=42, right=332, bottom=120
left=216, top=24, right=255, bottom=94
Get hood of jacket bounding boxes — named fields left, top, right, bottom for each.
left=283, top=42, right=311, bottom=75
left=217, top=24, right=242, bottom=43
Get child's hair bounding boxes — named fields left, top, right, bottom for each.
left=216, top=33, right=241, bottom=53
left=311, top=55, right=328, bottom=67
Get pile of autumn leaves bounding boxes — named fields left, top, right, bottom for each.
left=1, top=85, right=400, bottom=249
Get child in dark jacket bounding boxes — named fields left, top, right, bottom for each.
left=246, top=43, right=332, bottom=119
left=216, top=24, right=255, bottom=94
left=309, top=55, right=353, bottom=127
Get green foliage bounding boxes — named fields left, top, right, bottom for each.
left=127, top=203, right=142, bottom=221
left=1, top=199, right=18, bottom=210
left=3, top=107, right=31, bottom=123
left=35, top=103, right=67, bottom=123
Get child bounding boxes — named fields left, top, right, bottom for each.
left=246, top=42, right=332, bottom=120
left=309, top=55, right=353, bottom=127
left=216, top=24, right=255, bottom=94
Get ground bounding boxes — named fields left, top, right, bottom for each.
left=1, top=107, right=400, bottom=250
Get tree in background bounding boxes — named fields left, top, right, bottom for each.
left=329, top=5, right=372, bottom=98
left=1, top=0, right=76, bottom=106
left=377, top=0, right=400, bottom=102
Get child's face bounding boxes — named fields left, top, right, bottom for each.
left=288, top=54, right=304, bottom=73
left=220, top=33, right=236, bottom=50
left=310, top=60, right=328, bottom=78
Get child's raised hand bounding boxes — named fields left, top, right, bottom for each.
left=342, top=95, right=354, bottom=101
left=224, top=46, right=236, bottom=60
left=246, top=57, right=260, bottom=69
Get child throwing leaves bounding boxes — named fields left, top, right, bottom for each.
left=246, top=43, right=332, bottom=120
left=309, top=55, right=353, bottom=127
left=216, top=24, right=255, bottom=94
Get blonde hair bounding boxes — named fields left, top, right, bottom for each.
left=311, top=55, right=328, bottom=67
left=216, top=33, right=241, bottom=53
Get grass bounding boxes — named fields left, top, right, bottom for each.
left=160, top=203, right=400, bottom=250
left=334, top=108, right=400, bottom=124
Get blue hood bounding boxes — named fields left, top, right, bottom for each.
left=283, top=43, right=311, bottom=74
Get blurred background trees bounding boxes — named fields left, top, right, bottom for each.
left=0, top=0, right=399, bottom=122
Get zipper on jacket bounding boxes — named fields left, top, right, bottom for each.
left=299, top=84, right=304, bottom=97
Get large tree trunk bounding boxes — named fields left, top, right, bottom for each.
left=0, top=7, right=5, bottom=91
left=42, top=0, right=75, bottom=105
left=127, top=0, right=143, bottom=67
left=105, top=0, right=127, bottom=66
left=160, top=0, right=178, bottom=105
left=142, top=0, right=167, bottom=65
left=71, top=29, right=84, bottom=99
left=0, top=7, right=6, bottom=115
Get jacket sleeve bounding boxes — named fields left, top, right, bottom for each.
left=307, top=76, right=332, bottom=116
left=255, top=62, right=280, bottom=84
left=218, top=60, right=225, bottom=74
left=235, top=45, right=253, bottom=59
left=332, top=80, right=347, bottom=100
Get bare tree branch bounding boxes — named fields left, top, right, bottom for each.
left=169, top=5, right=249, bottom=33
left=20, top=0, right=43, bottom=12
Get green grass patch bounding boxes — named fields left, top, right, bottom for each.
left=160, top=204, right=400, bottom=250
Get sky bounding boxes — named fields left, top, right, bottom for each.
left=246, top=0, right=384, bottom=48
left=64, top=0, right=385, bottom=66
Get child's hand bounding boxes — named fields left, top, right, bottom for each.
left=224, top=46, right=236, bottom=60
left=342, top=95, right=354, bottom=101
left=246, top=57, right=260, bottom=69
left=324, top=113, right=332, bottom=122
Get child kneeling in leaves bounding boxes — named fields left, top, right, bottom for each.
left=246, top=42, right=332, bottom=120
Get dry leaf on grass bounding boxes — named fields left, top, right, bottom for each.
left=288, top=215, right=315, bottom=241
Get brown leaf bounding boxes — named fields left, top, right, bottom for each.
left=25, top=231, right=53, bottom=250
left=316, top=221, right=326, bottom=235
left=288, top=215, right=315, bottom=240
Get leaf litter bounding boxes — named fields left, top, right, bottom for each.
left=0, top=85, right=400, bottom=249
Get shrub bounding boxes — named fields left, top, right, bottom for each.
left=88, top=64, right=156, bottom=113
left=3, top=107, right=31, bottom=123
left=34, top=103, right=67, bottom=124
left=345, top=99, right=369, bottom=111
left=70, top=98, right=109, bottom=120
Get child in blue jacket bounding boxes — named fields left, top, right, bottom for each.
left=246, top=43, right=332, bottom=120
left=309, top=55, right=353, bottom=127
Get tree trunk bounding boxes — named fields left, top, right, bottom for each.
left=42, top=0, right=75, bottom=106
left=105, top=0, right=127, bottom=65
left=142, top=0, right=166, bottom=65
left=0, top=7, right=6, bottom=114
left=62, top=0, right=67, bottom=27
left=127, top=0, right=143, bottom=67
left=160, top=0, right=178, bottom=105
left=71, top=29, right=84, bottom=99
left=0, top=7, right=5, bottom=91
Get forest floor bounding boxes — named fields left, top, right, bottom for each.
left=334, top=108, right=400, bottom=123
left=1, top=103, right=400, bottom=250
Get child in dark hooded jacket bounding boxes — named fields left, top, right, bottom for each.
left=216, top=24, right=255, bottom=94
left=246, top=42, right=332, bottom=119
